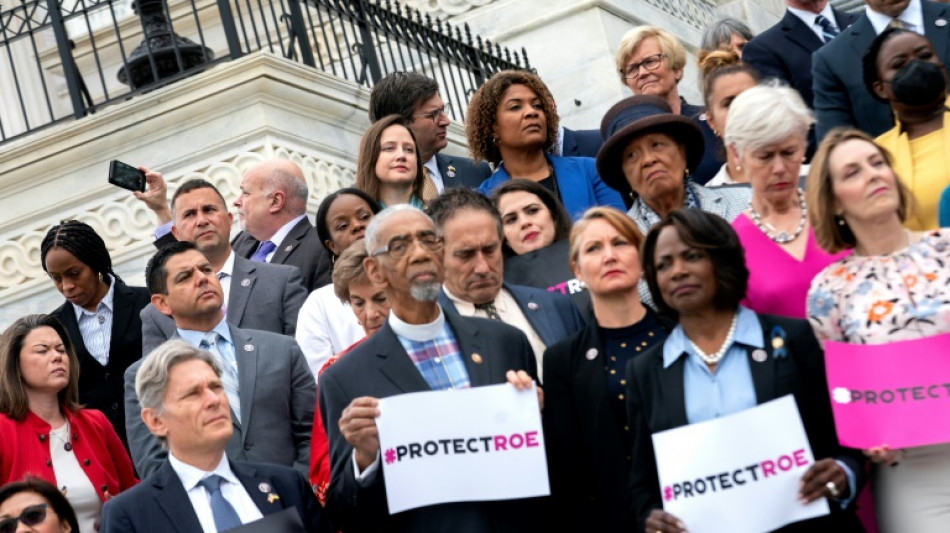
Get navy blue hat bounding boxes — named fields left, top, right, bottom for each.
left=596, top=95, right=705, bottom=194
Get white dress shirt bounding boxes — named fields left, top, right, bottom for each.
left=866, top=0, right=924, bottom=35
left=72, top=274, right=116, bottom=366
left=168, top=453, right=263, bottom=533
left=788, top=3, right=841, bottom=41
left=217, top=251, right=235, bottom=309
left=295, top=283, right=365, bottom=379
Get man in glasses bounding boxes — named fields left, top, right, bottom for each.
left=318, top=205, right=543, bottom=532
left=369, top=72, right=492, bottom=192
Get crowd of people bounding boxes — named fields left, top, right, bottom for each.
left=2, top=0, right=949, bottom=531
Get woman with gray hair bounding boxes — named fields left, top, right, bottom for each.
left=700, top=16, right=755, bottom=58
left=723, top=84, right=849, bottom=318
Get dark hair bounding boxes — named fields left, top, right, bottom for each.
left=0, top=477, right=80, bottom=533
left=862, top=27, right=916, bottom=103
left=0, top=315, right=82, bottom=419
left=146, top=240, right=199, bottom=295
left=355, top=115, right=425, bottom=204
left=170, top=178, right=228, bottom=214
left=40, top=220, right=121, bottom=283
left=640, top=209, right=748, bottom=318
left=698, top=49, right=759, bottom=110
left=489, top=179, right=572, bottom=256
left=368, top=71, right=440, bottom=122
left=315, top=188, right=381, bottom=256
left=465, top=70, right=559, bottom=165
left=427, top=187, right=503, bottom=239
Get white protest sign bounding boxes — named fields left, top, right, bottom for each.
left=375, top=383, right=549, bottom=514
left=652, top=395, right=829, bottom=533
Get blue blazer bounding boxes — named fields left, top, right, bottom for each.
left=438, top=283, right=585, bottom=350
left=99, top=459, right=329, bottom=532
left=478, top=154, right=625, bottom=221
left=813, top=1, right=950, bottom=140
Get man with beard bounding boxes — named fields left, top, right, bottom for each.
left=317, top=205, right=544, bottom=532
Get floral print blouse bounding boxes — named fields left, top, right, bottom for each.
left=807, top=230, right=950, bottom=344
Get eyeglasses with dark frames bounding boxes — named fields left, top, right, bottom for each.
left=412, top=107, right=448, bottom=124
left=622, top=53, right=666, bottom=80
left=371, top=232, right=444, bottom=259
left=0, top=503, right=48, bottom=533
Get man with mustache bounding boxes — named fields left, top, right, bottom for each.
left=125, top=241, right=315, bottom=479
left=318, top=205, right=544, bottom=532
left=429, top=188, right=584, bottom=382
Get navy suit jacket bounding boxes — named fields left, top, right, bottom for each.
left=99, top=459, right=329, bottom=532
left=626, top=314, right=865, bottom=532
left=435, top=152, right=492, bottom=189
left=743, top=8, right=857, bottom=110
left=318, top=311, right=544, bottom=532
left=438, top=283, right=584, bottom=352
left=561, top=127, right=603, bottom=158
left=813, top=1, right=950, bottom=140
left=50, top=279, right=150, bottom=449
left=231, top=217, right=332, bottom=292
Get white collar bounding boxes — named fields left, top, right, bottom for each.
left=787, top=3, right=838, bottom=30
left=866, top=0, right=923, bottom=35
left=268, top=214, right=307, bottom=249
left=218, top=250, right=236, bottom=278
left=442, top=284, right=508, bottom=313
left=72, top=274, right=116, bottom=320
left=388, top=306, right=445, bottom=342
left=168, top=452, right=240, bottom=492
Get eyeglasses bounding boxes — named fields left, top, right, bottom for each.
left=0, top=504, right=48, bottom=533
left=412, top=107, right=447, bottom=123
left=622, top=53, right=666, bottom=80
left=371, top=232, right=444, bottom=259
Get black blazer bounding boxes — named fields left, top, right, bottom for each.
left=562, top=127, right=603, bottom=159
left=626, top=314, right=865, bottom=533
left=435, top=152, right=492, bottom=189
left=542, top=316, right=669, bottom=532
left=231, top=217, right=332, bottom=292
left=99, top=459, right=329, bottom=532
left=319, top=311, right=544, bottom=532
left=50, top=279, right=150, bottom=448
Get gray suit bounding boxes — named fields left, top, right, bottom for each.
left=319, top=312, right=545, bottom=532
left=232, top=217, right=332, bottom=292
left=125, top=324, right=316, bottom=478
left=140, top=255, right=307, bottom=356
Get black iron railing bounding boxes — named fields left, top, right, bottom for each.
left=0, top=0, right=529, bottom=144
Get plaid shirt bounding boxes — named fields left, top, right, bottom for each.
left=397, top=322, right=471, bottom=391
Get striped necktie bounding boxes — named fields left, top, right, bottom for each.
left=200, top=331, right=241, bottom=421
left=815, top=15, right=839, bottom=43
left=474, top=302, right=502, bottom=321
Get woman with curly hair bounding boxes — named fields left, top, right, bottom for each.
left=469, top=70, right=624, bottom=221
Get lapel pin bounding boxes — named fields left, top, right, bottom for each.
left=284, top=245, right=293, bottom=252
left=771, top=337, right=784, bottom=350
left=937, top=18, right=947, bottom=27
left=447, top=165, right=457, bottom=178
left=258, top=482, right=271, bottom=493
left=267, top=493, right=280, bottom=503
left=241, top=278, right=251, bottom=287
left=751, top=349, right=768, bottom=363
left=244, top=344, right=254, bottom=352
left=585, top=348, right=598, bottom=360
left=471, top=353, right=483, bottom=364
left=527, top=302, right=539, bottom=311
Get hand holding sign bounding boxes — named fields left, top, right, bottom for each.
left=339, top=396, right=380, bottom=471
left=645, top=509, right=687, bottom=533
left=797, top=458, right=849, bottom=503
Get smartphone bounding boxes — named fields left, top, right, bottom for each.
left=108, top=160, right=146, bottom=192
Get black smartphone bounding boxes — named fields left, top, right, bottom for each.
left=108, top=160, right=146, bottom=192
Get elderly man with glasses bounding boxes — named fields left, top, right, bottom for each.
left=318, top=205, right=544, bottom=532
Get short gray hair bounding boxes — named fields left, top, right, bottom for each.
left=700, top=17, right=754, bottom=52
left=723, top=82, right=814, bottom=157
left=266, top=167, right=309, bottom=212
left=136, top=340, right=220, bottom=414
left=364, top=204, right=430, bottom=254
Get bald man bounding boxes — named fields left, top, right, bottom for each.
left=231, top=159, right=332, bottom=291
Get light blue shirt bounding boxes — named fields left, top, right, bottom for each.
left=177, top=319, right=234, bottom=354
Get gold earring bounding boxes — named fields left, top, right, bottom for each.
left=735, top=164, right=742, bottom=172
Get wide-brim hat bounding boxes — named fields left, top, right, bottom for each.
left=596, top=95, right=705, bottom=194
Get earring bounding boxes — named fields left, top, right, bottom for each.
left=684, top=167, right=691, bottom=177
left=735, top=164, right=742, bottom=172
left=835, top=214, right=847, bottom=227
left=98, top=272, right=104, bottom=283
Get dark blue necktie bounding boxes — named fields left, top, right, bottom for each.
left=815, top=15, right=839, bottom=43
left=249, top=240, right=276, bottom=262
left=198, top=475, right=242, bottom=531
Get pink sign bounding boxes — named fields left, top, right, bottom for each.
left=824, top=333, right=950, bottom=449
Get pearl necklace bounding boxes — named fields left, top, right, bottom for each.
left=687, top=312, right=739, bottom=365
left=748, top=189, right=807, bottom=244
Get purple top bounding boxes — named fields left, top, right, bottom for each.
left=733, top=213, right=849, bottom=319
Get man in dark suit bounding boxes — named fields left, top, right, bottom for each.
left=102, top=340, right=327, bottom=532
left=369, top=71, right=492, bottom=191
left=232, top=159, right=332, bottom=291
left=812, top=0, right=950, bottom=139
left=428, top=188, right=584, bottom=382
left=139, top=178, right=308, bottom=355
left=559, top=126, right=603, bottom=158
left=319, top=204, right=544, bottom=532
left=125, top=241, right=316, bottom=478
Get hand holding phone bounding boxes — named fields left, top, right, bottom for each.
left=108, top=160, right=146, bottom=192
